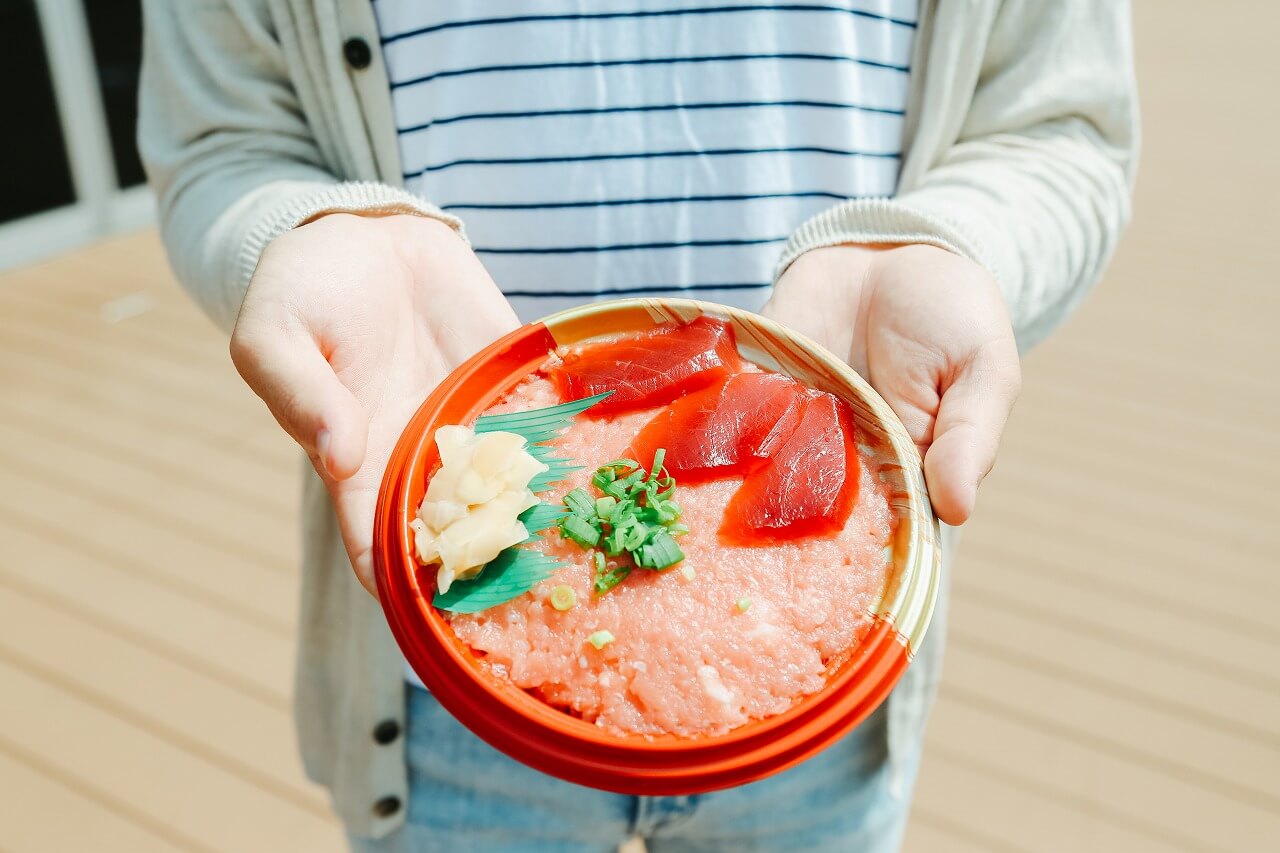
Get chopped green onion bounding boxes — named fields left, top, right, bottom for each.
left=635, top=531, right=684, bottom=570
left=593, top=564, right=631, bottom=594
left=556, top=449, right=687, bottom=591
left=563, top=488, right=596, bottom=518
left=736, top=596, right=753, bottom=613
left=680, top=564, right=696, bottom=581
left=560, top=514, right=601, bottom=548
left=550, top=585, right=577, bottom=611
left=588, top=630, right=615, bottom=650
left=648, top=449, right=666, bottom=480
left=601, top=478, right=630, bottom=500
left=610, top=500, right=635, bottom=525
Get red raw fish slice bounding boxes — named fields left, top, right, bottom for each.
left=629, top=372, right=807, bottom=482
left=551, top=316, right=744, bottom=416
left=721, top=392, right=860, bottom=544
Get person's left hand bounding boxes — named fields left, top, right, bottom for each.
left=763, top=244, right=1022, bottom=525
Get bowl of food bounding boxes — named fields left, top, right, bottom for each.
left=373, top=298, right=940, bottom=794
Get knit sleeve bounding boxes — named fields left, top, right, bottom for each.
left=138, top=0, right=462, bottom=334
left=777, top=1, right=1139, bottom=350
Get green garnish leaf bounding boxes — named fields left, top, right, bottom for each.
left=475, top=391, right=614, bottom=437
left=433, top=550, right=565, bottom=613
left=519, top=502, right=569, bottom=542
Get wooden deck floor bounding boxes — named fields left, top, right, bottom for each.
left=2, top=3, right=1278, bottom=850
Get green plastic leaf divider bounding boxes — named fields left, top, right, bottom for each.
left=433, top=550, right=566, bottom=614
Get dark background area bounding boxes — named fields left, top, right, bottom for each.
left=0, top=0, right=76, bottom=223
left=0, top=0, right=143, bottom=226
left=85, top=0, right=145, bottom=189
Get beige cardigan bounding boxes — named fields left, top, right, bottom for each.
left=139, top=0, right=1138, bottom=837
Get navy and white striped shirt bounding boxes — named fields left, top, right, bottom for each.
left=373, top=1, right=917, bottom=322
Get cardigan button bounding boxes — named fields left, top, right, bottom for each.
left=373, top=719, right=401, bottom=745
left=343, top=37, right=372, bottom=70
left=373, top=795, right=402, bottom=818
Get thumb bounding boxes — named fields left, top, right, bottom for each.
left=230, top=319, right=369, bottom=480
left=922, top=340, right=1021, bottom=525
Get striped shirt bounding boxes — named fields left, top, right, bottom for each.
left=373, top=0, right=917, bottom=322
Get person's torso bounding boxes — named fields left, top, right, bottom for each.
left=373, top=0, right=918, bottom=319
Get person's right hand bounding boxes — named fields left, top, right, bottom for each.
left=230, top=213, right=519, bottom=595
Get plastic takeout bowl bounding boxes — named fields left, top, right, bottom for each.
left=373, top=298, right=940, bottom=794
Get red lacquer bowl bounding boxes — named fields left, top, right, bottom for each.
left=373, top=299, right=940, bottom=794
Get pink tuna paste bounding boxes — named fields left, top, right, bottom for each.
left=445, top=375, right=896, bottom=738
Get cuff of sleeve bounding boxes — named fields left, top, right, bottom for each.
left=773, top=196, right=994, bottom=282
left=235, top=181, right=467, bottom=292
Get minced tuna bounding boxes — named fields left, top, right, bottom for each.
left=446, top=375, right=895, bottom=738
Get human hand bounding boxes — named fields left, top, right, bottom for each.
left=230, top=213, right=519, bottom=594
left=763, top=244, right=1021, bottom=525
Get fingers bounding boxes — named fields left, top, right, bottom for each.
left=230, top=317, right=369, bottom=480
left=330, top=478, right=381, bottom=596
left=922, top=339, right=1021, bottom=525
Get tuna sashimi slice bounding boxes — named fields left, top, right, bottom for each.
left=550, top=316, right=744, bottom=416
left=720, top=392, right=861, bottom=544
left=629, top=372, right=808, bottom=483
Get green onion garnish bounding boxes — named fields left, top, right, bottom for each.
left=550, top=585, right=577, bottom=611
left=588, top=630, right=615, bottom=650
left=635, top=531, right=685, bottom=570
left=557, top=449, right=688, bottom=593
left=560, top=514, right=601, bottom=548
left=736, top=596, right=753, bottom=613
left=563, top=488, right=596, bottom=518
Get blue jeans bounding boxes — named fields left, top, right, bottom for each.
left=349, top=686, right=924, bottom=853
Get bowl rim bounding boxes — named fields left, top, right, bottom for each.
left=373, top=298, right=940, bottom=790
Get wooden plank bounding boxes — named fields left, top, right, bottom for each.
left=982, top=462, right=1274, bottom=570
left=0, top=525, right=292, bottom=708
left=0, top=580, right=325, bottom=811
left=901, top=814, right=1018, bottom=853
left=998, top=419, right=1278, bottom=512
left=0, top=420, right=291, bottom=570
left=0, top=658, right=343, bottom=853
left=967, top=492, right=1280, bottom=603
left=911, top=750, right=1187, bottom=853
left=942, top=644, right=1280, bottom=803
left=0, top=747, right=187, bottom=853
left=950, top=550, right=1280, bottom=689
left=947, top=589, right=1280, bottom=740
left=926, top=693, right=1280, bottom=848
left=0, top=342, right=289, bottom=473
left=0, top=455, right=298, bottom=635
left=1, top=286, right=226, bottom=370
left=0, top=315, right=246, bottom=412
left=0, top=393, right=294, bottom=525
left=962, top=532, right=1280, bottom=652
